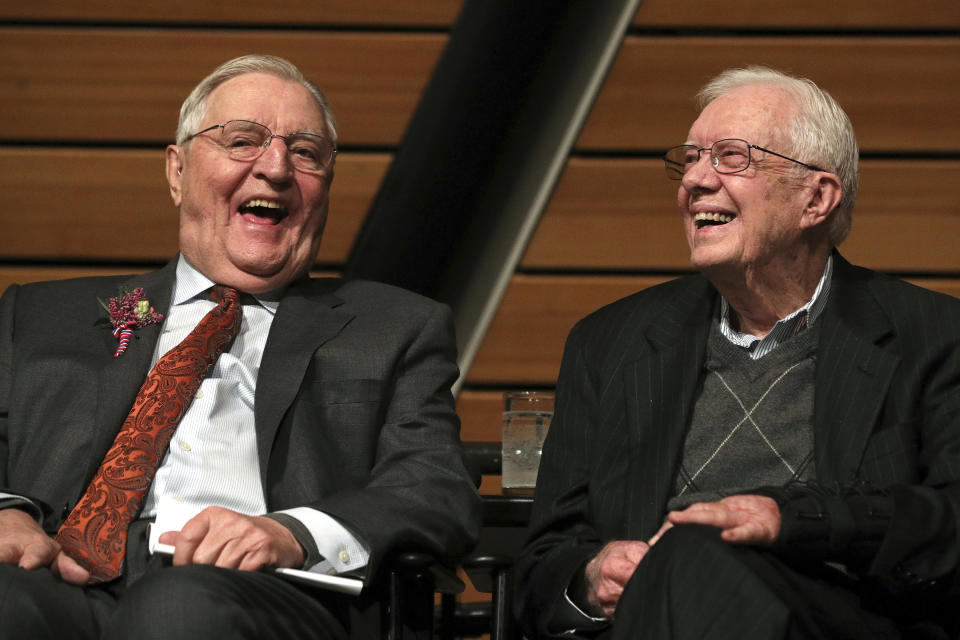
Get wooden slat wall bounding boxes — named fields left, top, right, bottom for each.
left=3, top=2, right=960, bottom=452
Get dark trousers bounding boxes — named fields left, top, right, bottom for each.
left=0, top=522, right=350, bottom=640
left=611, top=525, right=907, bottom=640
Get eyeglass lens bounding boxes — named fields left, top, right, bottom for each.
left=219, top=120, right=334, bottom=172
left=664, top=138, right=751, bottom=180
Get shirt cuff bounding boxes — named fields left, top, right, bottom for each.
left=0, top=494, right=44, bottom=523
left=548, top=569, right=610, bottom=634
left=275, top=507, right=370, bottom=575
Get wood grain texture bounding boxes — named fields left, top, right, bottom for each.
left=0, top=265, right=339, bottom=299
left=525, top=157, right=960, bottom=272
left=0, top=0, right=464, bottom=25
left=0, top=148, right=389, bottom=263
left=0, top=28, right=445, bottom=146
left=633, top=0, right=960, bottom=28
left=579, top=36, right=960, bottom=151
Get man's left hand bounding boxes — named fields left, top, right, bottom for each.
left=667, top=495, right=780, bottom=545
left=158, top=506, right=305, bottom=571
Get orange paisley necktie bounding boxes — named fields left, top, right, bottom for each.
left=55, top=285, right=242, bottom=583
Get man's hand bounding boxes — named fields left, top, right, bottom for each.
left=584, top=540, right=650, bottom=618
left=0, top=508, right=57, bottom=569
left=667, top=494, right=781, bottom=544
left=158, top=506, right=305, bottom=571
left=0, top=508, right=91, bottom=585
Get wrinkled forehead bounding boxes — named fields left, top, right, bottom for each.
left=204, top=72, right=328, bottom=135
left=687, top=85, right=797, bottom=147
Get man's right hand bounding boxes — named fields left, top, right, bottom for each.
left=0, top=508, right=90, bottom=584
left=584, top=540, right=651, bottom=618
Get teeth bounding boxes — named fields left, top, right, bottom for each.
left=242, top=199, right=285, bottom=210
left=693, top=212, right=734, bottom=224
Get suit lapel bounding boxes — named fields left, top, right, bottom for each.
left=626, top=278, right=714, bottom=538
left=814, top=257, right=899, bottom=482
left=254, top=278, right=354, bottom=487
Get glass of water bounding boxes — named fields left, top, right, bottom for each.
left=501, top=391, right=553, bottom=493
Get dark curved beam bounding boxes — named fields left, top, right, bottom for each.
left=344, top=0, right=643, bottom=390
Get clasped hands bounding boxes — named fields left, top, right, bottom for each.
left=0, top=506, right=304, bottom=586
left=584, top=494, right=781, bottom=618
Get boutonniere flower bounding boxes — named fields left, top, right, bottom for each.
left=99, top=287, right=164, bottom=358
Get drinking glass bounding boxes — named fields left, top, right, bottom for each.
left=501, top=391, right=553, bottom=492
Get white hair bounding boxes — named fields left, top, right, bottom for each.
left=175, top=54, right=338, bottom=148
left=697, top=66, right=859, bottom=245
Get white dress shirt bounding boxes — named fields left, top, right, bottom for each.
left=139, top=256, right=368, bottom=575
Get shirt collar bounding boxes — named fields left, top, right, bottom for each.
left=173, top=255, right=282, bottom=315
left=719, top=254, right=833, bottom=351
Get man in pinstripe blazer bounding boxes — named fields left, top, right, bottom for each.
left=516, top=67, right=960, bottom=639
left=0, top=55, right=480, bottom=639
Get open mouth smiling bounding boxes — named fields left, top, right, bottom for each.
left=694, top=211, right=736, bottom=229
left=238, top=199, right=289, bottom=223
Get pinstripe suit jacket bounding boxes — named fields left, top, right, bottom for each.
left=516, top=253, right=960, bottom=638
left=0, top=258, right=481, bottom=590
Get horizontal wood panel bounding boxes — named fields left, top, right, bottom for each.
left=580, top=36, right=960, bottom=152
left=468, top=275, right=671, bottom=385
left=525, top=157, right=960, bottom=272
left=456, top=390, right=505, bottom=443
left=467, top=274, right=960, bottom=385
left=0, top=266, right=339, bottom=300
left=0, top=266, right=153, bottom=296
left=0, top=148, right=389, bottom=263
left=0, top=28, right=445, bottom=146
left=633, top=0, right=960, bottom=28
left=0, top=0, right=463, bottom=25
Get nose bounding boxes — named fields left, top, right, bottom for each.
left=252, top=136, right=294, bottom=183
left=680, top=149, right=720, bottom=193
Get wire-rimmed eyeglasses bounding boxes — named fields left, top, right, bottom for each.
left=664, top=138, right=824, bottom=180
left=185, top=119, right=337, bottom=174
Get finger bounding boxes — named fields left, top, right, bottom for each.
left=0, top=543, right=22, bottom=566
left=625, top=541, right=650, bottom=564
left=18, top=540, right=58, bottom=570
left=595, top=582, right=624, bottom=610
left=212, top=534, right=260, bottom=570
left=721, top=519, right=775, bottom=545
left=648, top=520, right=673, bottom=546
left=157, top=530, right=178, bottom=546
left=173, top=515, right=214, bottom=566
left=236, top=544, right=273, bottom=572
left=604, top=554, right=642, bottom=585
left=50, top=552, right=91, bottom=585
left=668, top=503, right=731, bottom=528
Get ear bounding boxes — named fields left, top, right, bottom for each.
left=799, top=171, right=843, bottom=230
left=165, top=145, right=185, bottom=207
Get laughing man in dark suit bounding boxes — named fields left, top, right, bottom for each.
left=0, top=54, right=480, bottom=640
left=516, top=66, right=960, bottom=639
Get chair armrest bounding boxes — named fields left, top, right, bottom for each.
left=392, top=551, right=465, bottom=595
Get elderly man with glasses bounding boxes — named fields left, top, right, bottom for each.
left=0, top=55, right=480, bottom=639
left=515, top=66, right=960, bottom=639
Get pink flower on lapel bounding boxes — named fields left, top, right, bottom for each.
left=100, top=287, right=164, bottom=358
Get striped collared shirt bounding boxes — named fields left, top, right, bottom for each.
left=719, top=255, right=833, bottom=360
left=141, top=256, right=368, bottom=575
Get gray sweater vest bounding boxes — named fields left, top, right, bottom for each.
left=668, top=320, right=819, bottom=511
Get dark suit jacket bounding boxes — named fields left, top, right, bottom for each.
left=516, top=254, right=960, bottom=638
left=0, top=259, right=480, bottom=607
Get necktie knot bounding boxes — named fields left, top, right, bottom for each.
left=211, top=285, right=239, bottom=305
